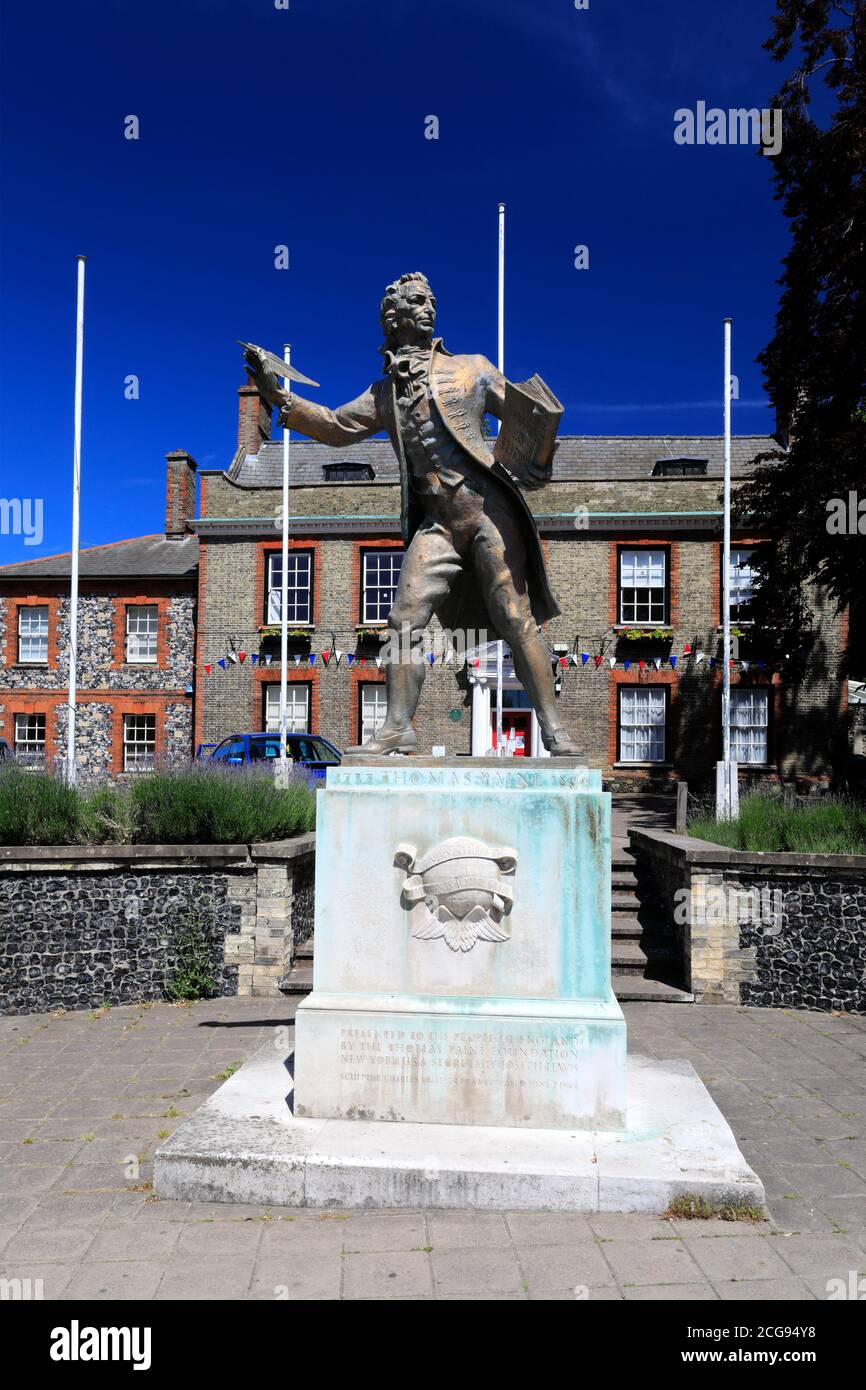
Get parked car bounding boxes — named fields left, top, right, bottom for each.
left=207, top=732, right=341, bottom=779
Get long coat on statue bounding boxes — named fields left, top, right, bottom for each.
left=278, top=338, right=561, bottom=638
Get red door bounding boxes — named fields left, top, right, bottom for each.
left=490, top=710, right=531, bottom=756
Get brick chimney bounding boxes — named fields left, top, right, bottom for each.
left=165, top=450, right=197, bottom=538
left=238, top=374, right=272, bottom=456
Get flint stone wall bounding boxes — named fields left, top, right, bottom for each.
left=0, top=834, right=315, bottom=1015
left=629, top=827, right=866, bottom=1013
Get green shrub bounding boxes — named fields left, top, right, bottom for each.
left=689, top=791, right=866, bottom=855
left=0, top=764, right=83, bottom=844
left=129, top=765, right=316, bottom=844
left=0, top=761, right=317, bottom=846
left=165, top=908, right=219, bottom=1001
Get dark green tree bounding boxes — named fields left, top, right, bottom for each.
left=736, top=0, right=865, bottom=656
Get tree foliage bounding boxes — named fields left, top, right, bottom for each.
left=736, top=1, right=865, bottom=649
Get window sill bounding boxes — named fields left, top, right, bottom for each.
left=613, top=626, right=672, bottom=635
left=14, top=662, right=49, bottom=669
left=614, top=761, right=674, bottom=770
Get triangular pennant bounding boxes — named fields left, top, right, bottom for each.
left=741, top=660, right=750, bottom=673
left=293, top=655, right=301, bottom=667
left=359, top=658, right=367, bottom=667
left=321, top=651, right=330, bottom=666
left=375, top=657, right=382, bottom=669
left=238, top=651, right=246, bottom=664
left=669, top=655, right=677, bottom=669
left=264, top=654, right=273, bottom=666
left=204, top=663, right=212, bottom=675
left=250, top=653, right=258, bottom=665
left=227, top=652, right=238, bottom=664
left=444, top=650, right=454, bottom=664
left=638, top=659, right=645, bottom=670
left=560, top=656, right=568, bottom=667
left=623, top=659, right=631, bottom=671
left=709, top=658, right=716, bottom=669
left=581, top=652, right=589, bottom=666
left=218, top=658, right=226, bottom=670
left=684, top=643, right=692, bottom=655
left=308, top=654, right=316, bottom=666
left=695, top=652, right=705, bottom=666
left=653, top=657, right=662, bottom=670
left=333, top=650, right=343, bottom=666
left=608, top=656, right=616, bottom=669
left=346, top=653, right=354, bottom=665
left=594, top=655, right=603, bottom=668
left=427, top=652, right=435, bottom=665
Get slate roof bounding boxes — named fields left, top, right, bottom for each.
left=0, top=534, right=199, bottom=580
left=229, top=435, right=779, bottom=488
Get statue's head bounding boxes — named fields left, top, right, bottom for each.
left=379, top=272, right=437, bottom=352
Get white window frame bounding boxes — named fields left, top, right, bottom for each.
left=730, top=688, right=770, bottom=765
left=729, top=547, right=757, bottom=622
left=264, top=683, right=310, bottom=734
left=266, top=551, right=312, bottom=625
left=125, top=605, right=159, bottom=664
left=360, top=683, right=388, bottom=744
left=14, top=712, right=46, bottom=765
left=619, top=549, right=667, bottom=625
left=123, top=714, right=156, bottom=772
left=619, top=686, right=667, bottom=763
left=362, top=550, right=403, bottom=624
left=17, top=606, right=49, bottom=664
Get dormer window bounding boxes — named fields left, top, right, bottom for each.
left=652, top=458, right=708, bottom=477
left=322, top=462, right=375, bottom=482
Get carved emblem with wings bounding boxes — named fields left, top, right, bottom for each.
left=394, top=837, right=517, bottom=953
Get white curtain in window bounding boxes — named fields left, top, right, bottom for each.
left=620, top=687, right=666, bottom=762
left=731, top=688, right=768, bottom=764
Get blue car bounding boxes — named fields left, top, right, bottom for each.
left=207, top=732, right=341, bottom=779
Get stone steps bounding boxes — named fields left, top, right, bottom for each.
left=611, top=827, right=689, bottom=1002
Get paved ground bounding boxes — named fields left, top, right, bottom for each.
left=1, top=996, right=865, bottom=1301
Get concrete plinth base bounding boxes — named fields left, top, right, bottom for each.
left=154, top=1044, right=765, bottom=1214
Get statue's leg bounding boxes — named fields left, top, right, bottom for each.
left=345, top=523, right=462, bottom=754
left=472, top=502, right=582, bottom=756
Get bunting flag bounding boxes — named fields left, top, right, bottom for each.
left=227, top=652, right=238, bottom=665
left=608, top=656, right=616, bottom=669
left=669, top=656, right=677, bottom=669
left=204, top=663, right=211, bottom=675
left=684, top=644, right=692, bottom=655
left=218, top=658, right=226, bottom=670
left=308, top=654, right=316, bottom=666
left=238, top=651, right=246, bottom=664
left=623, top=659, right=631, bottom=671
left=321, top=651, right=330, bottom=666
left=375, top=657, right=382, bottom=669
left=427, top=652, right=435, bottom=664
left=560, top=656, right=568, bottom=667
left=264, top=654, right=273, bottom=666
left=250, top=653, right=258, bottom=666
left=444, top=650, right=454, bottom=665
left=581, top=652, right=589, bottom=666
left=695, top=652, right=705, bottom=666
left=294, top=655, right=301, bottom=667
left=333, top=650, right=343, bottom=666
left=638, top=659, right=645, bottom=670
left=653, top=657, right=662, bottom=670
left=594, top=654, right=603, bottom=668
left=346, top=653, right=354, bottom=665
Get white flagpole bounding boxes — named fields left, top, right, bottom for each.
left=495, top=201, right=505, bottom=757
left=66, top=256, right=85, bottom=787
left=717, top=316, right=737, bottom=820
left=278, top=343, right=291, bottom=783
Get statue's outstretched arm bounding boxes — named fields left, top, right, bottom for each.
left=277, top=386, right=382, bottom=447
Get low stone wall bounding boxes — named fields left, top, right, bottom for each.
left=629, top=827, right=866, bottom=1013
left=0, top=834, right=315, bottom=1015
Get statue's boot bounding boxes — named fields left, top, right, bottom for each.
left=541, top=728, right=585, bottom=757
left=510, top=630, right=584, bottom=759
left=343, top=653, right=422, bottom=757
left=343, top=727, right=417, bottom=757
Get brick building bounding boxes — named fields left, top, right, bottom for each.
left=192, top=379, right=848, bottom=789
left=0, top=452, right=198, bottom=776
left=0, top=379, right=849, bottom=788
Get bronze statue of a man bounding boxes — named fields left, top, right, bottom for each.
left=245, top=272, right=581, bottom=756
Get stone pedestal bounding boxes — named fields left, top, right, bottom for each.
left=292, top=758, right=626, bottom=1130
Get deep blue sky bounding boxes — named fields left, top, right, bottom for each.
left=1, top=0, right=791, bottom=562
